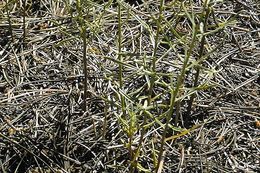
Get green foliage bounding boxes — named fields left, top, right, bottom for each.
left=64, top=0, right=234, bottom=172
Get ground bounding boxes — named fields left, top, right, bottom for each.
left=0, top=0, right=259, bottom=172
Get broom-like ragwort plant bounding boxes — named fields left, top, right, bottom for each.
left=67, top=0, right=232, bottom=172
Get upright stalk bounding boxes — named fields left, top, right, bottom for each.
left=117, top=1, right=124, bottom=93
left=76, top=0, right=88, bottom=111
left=148, top=0, right=164, bottom=105
left=117, top=0, right=126, bottom=122
left=117, top=1, right=135, bottom=172
left=156, top=10, right=198, bottom=172
left=133, top=0, right=165, bottom=171
left=186, top=0, right=211, bottom=122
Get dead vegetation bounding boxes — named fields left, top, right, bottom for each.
left=0, top=0, right=259, bottom=172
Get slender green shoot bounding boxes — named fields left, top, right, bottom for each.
left=75, top=0, right=89, bottom=111
left=156, top=2, right=198, bottom=171
left=186, top=0, right=212, bottom=119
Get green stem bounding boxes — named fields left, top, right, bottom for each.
left=117, top=1, right=126, bottom=119
left=117, top=0, right=131, bottom=171
left=156, top=24, right=198, bottom=173
left=186, top=1, right=211, bottom=122
left=76, top=0, right=88, bottom=111
left=148, top=0, right=164, bottom=105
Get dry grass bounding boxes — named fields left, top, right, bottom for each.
left=0, top=0, right=259, bottom=172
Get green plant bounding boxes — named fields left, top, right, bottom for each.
left=64, top=0, right=232, bottom=172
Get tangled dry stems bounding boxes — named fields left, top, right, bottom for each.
left=0, top=0, right=259, bottom=172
